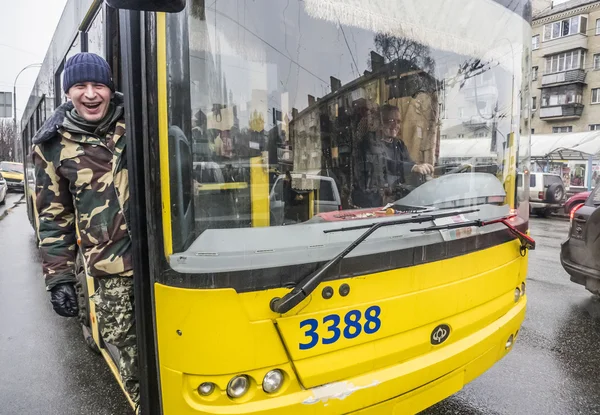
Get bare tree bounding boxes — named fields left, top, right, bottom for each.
left=190, top=0, right=205, bottom=20
left=0, top=120, right=17, bottom=161
left=373, top=34, right=435, bottom=75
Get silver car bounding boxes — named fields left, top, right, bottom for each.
left=0, top=173, right=7, bottom=205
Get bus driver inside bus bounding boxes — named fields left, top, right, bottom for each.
left=32, top=53, right=140, bottom=409
left=353, top=104, right=434, bottom=207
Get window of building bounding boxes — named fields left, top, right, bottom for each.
left=545, top=50, right=585, bottom=74
left=532, top=35, right=540, bottom=50
left=552, top=126, right=573, bottom=133
left=532, top=96, right=537, bottom=111
left=541, top=85, right=583, bottom=107
left=458, top=107, right=465, bottom=118
left=543, top=15, right=587, bottom=41
left=589, top=124, right=600, bottom=130
left=0, top=92, right=12, bottom=118
left=595, top=54, right=600, bottom=70
left=457, top=133, right=465, bottom=138
left=593, top=88, right=600, bottom=104
left=597, top=18, right=600, bottom=35
left=439, top=101, right=446, bottom=119
left=532, top=66, right=538, bottom=80
left=531, top=128, right=535, bottom=134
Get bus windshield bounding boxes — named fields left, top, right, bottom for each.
left=164, top=0, right=531, bottom=272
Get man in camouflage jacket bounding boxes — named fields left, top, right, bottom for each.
left=32, top=53, right=139, bottom=406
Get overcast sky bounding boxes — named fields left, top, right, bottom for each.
left=0, top=0, right=68, bottom=121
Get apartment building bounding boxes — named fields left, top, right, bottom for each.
left=531, top=0, right=600, bottom=134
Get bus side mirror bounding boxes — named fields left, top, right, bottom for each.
left=104, top=0, right=186, bottom=12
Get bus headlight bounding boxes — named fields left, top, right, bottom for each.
left=262, top=369, right=284, bottom=393
left=198, top=382, right=215, bottom=396
left=227, top=375, right=250, bottom=399
left=521, top=282, right=526, bottom=296
left=514, top=288, right=521, bottom=302
left=505, top=334, right=514, bottom=349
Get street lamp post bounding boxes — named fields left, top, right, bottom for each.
left=13, top=63, right=42, bottom=162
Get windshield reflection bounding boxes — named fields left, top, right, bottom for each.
left=165, top=0, right=528, bottom=252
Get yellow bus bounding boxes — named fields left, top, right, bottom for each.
left=21, top=0, right=534, bottom=413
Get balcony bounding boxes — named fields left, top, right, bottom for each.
left=464, top=85, right=498, bottom=100
left=462, top=118, right=489, bottom=130
left=541, top=69, right=586, bottom=87
left=541, top=34, right=587, bottom=57
left=539, top=103, right=584, bottom=120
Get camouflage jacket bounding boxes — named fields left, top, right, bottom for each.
left=32, top=94, right=132, bottom=290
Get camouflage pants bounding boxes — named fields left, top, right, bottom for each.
left=91, top=276, right=139, bottom=405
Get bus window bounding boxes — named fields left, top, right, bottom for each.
left=86, top=6, right=105, bottom=58
left=55, top=33, right=84, bottom=108
left=66, top=32, right=82, bottom=61
left=165, top=0, right=527, bottom=269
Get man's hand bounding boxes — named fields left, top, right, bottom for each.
left=412, top=163, right=434, bottom=175
left=50, top=283, right=79, bottom=317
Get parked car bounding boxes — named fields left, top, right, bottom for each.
left=0, top=173, right=7, bottom=205
left=564, top=191, right=591, bottom=215
left=561, top=187, right=600, bottom=296
left=0, top=161, right=25, bottom=193
left=517, top=172, right=565, bottom=217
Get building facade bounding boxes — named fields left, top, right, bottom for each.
left=0, top=92, right=13, bottom=119
left=531, top=0, right=600, bottom=134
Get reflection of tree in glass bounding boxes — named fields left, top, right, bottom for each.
left=190, top=0, right=206, bottom=20
left=373, top=34, right=435, bottom=75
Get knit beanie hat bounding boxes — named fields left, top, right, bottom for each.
left=63, top=52, right=114, bottom=93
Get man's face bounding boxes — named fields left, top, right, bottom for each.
left=66, top=82, right=112, bottom=122
left=382, top=109, right=401, bottom=141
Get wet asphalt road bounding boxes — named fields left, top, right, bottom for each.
left=1, top=203, right=599, bottom=415
left=422, top=217, right=600, bottom=415
left=0, top=201, right=131, bottom=415
left=0, top=193, right=22, bottom=217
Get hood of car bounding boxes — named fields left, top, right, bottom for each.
left=566, top=191, right=591, bottom=204
left=0, top=171, right=23, bottom=181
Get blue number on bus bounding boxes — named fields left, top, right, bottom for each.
left=322, top=314, right=341, bottom=345
left=299, top=318, right=319, bottom=350
left=364, top=306, right=382, bottom=334
left=343, top=310, right=362, bottom=339
left=298, top=307, right=381, bottom=350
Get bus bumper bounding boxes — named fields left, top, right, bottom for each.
left=161, top=298, right=526, bottom=415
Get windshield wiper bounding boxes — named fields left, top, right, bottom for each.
left=410, top=214, right=536, bottom=254
left=269, top=208, right=480, bottom=314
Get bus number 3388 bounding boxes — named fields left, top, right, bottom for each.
left=299, top=306, right=382, bottom=350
